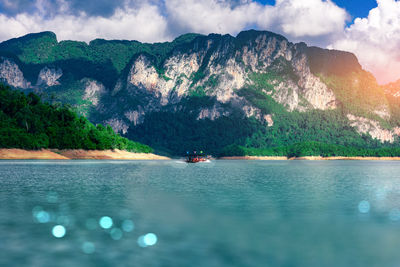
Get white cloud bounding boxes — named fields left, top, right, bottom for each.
left=165, top=0, right=261, bottom=35
left=266, top=0, right=349, bottom=37
left=330, top=0, right=400, bottom=84
left=0, top=2, right=170, bottom=43
left=165, top=0, right=348, bottom=43
left=0, top=0, right=348, bottom=44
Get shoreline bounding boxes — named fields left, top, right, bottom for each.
left=219, top=156, right=288, bottom=160
left=219, top=156, right=400, bottom=161
left=2, top=149, right=400, bottom=161
left=0, top=149, right=170, bottom=160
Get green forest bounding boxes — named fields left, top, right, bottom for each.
left=0, top=31, right=201, bottom=89
left=0, top=83, right=152, bottom=152
left=221, top=142, right=400, bottom=157
left=128, top=100, right=400, bottom=157
left=2, top=30, right=400, bottom=158
left=125, top=56, right=400, bottom=158
left=2, top=81, right=400, bottom=157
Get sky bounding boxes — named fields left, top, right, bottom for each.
left=0, top=0, right=398, bottom=84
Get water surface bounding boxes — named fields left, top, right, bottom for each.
left=1, top=160, right=400, bottom=266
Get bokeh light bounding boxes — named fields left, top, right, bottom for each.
left=138, top=233, right=157, bottom=247
left=110, top=228, right=123, bottom=240
left=32, top=206, right=43, bottom=217
left=358, top=200, right=370, bottom=214
left=52, top=225, right=66, bottom=238
left=82, top=242, right=95, bottom=254
left=35, top=210, right=50, bottom=223
left=99, top=216, right=113, bottom=229
left=122, top=220, right=134, bottom=232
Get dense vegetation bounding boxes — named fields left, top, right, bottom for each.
left=0, top=83, right=152, bottom=152
left=221, top=142, right=400, bottom=157
left=0, top=31, right=202, bottom=89
left=2, top=30, right=400, bottom=157
left=127, top=97, right=260, bottom=155
left=127, top=93, right=400, bottom=157
left=319, top=72, right=391, bottom=127
left=126, top=68, right=400, bottom=157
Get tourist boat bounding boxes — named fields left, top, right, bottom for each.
left=185, top=151, right=209, bottom=163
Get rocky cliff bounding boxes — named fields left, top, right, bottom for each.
left=0, top=30, right=399, bottom=154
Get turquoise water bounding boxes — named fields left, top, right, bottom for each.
left=1, top=160, right=400, bottom=266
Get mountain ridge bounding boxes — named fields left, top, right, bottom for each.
left=1, top=30, right=399, bottom=156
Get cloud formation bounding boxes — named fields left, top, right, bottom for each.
left=331, top=0, right=400, bottom=84
left=260, top=0, right=348, bottom=38
left=0, top=0, right=348, bottom=44
left=0, top=0, right=137, bottom=17
left=164, top=0, right=348, bottom=45
left=0, top=1, right=170, bottom=43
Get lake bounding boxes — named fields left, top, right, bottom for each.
left=1, top=160, right=400, bottom=266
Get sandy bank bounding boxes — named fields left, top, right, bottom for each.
left=55, top=149, right=170, bottom=160
left=0, top=149, right=170, bottom=160
left=0, top=149, right=69, bottom=160
left=220, top=156, right=400, bottom=161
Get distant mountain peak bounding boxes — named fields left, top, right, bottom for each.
left=236, top=29, right=288, bottom=42
left=0, top=31, right=57, bottom=46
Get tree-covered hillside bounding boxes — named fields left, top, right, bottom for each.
left=127, top=95, right=400, bottom=157
left=221, top=142, right=400, bottom=158
left=1, top=30, right=400, bottom=157
left=0, top=31, right=201, bottom=89
left=0, top=83, right=152, bottom=152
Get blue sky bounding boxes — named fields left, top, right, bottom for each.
left=255, top=0, right=378, bottom=22
left=0, top=0, right=399, bottom=83
left=333, top=0, right=377, bottom=19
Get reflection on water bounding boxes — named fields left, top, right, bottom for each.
left=1, top=160, right=400, bottom=266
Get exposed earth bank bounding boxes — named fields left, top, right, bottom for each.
left=0, top=149, right=170, bottom=160
left=2, top=150, right=400, bottom=160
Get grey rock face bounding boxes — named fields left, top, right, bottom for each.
left=347, top=114, right=398, bottom=143
left=124, top=32, right=337, bottom=116
left=125, top=107, right=146, bottom=126
left=103, top=118, right=129, bottom=135
left=197, top=105, right=230, bottom=120
left=37, top=67, right=62, bottom=87
left=291, top=52, right=337, bottom=110
left=82, top=79, right=106, bottom=106
left=0, top=58, right=31, bottom=89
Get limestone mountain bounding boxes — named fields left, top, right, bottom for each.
left=1, top=30, right=399, bottom=155
left=385, top=79, right=400, bottom=98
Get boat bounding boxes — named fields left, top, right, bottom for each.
left=185, top=151, right=209, bottom=163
